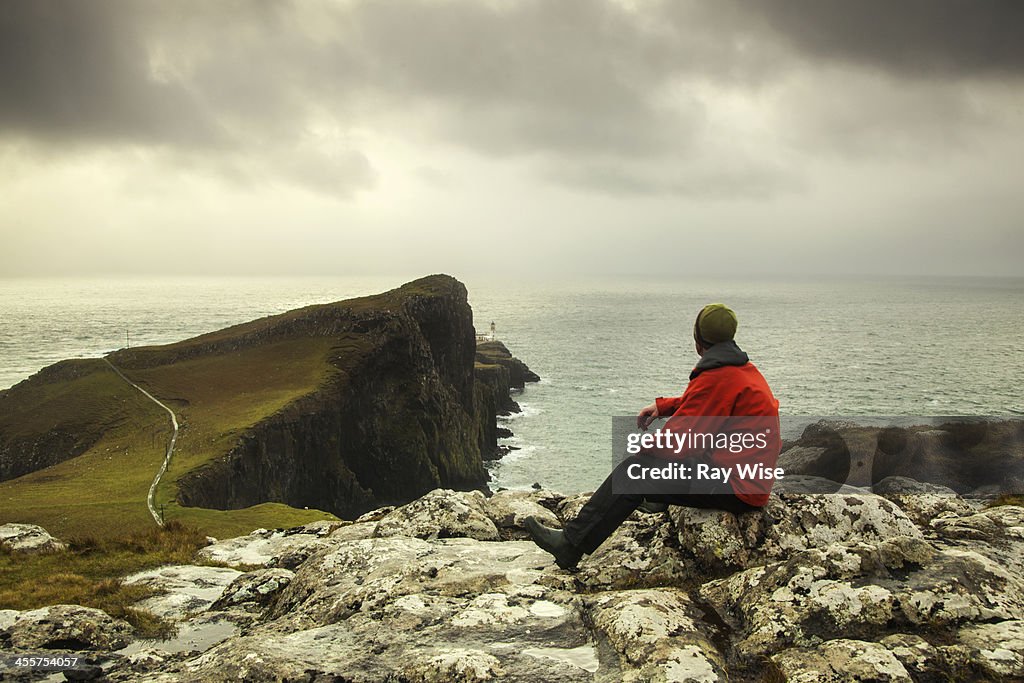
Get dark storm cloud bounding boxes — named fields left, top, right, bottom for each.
left=0, top=0, right=375, bottom=192
left=2, top=0, right=1022, bottom=197
left=720, top=0, right=1024, bottom=79
left=0, top=1, right=219, bottom=145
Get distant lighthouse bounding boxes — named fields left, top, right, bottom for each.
left=489, top=321, right=496, bottom=341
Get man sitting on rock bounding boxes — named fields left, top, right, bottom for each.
left=526, top=303, right=781, bottom=570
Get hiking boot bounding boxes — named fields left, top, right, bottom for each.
left=638, top=501, right=668, bottom=514
left=524, top=516, right=583, bottom=570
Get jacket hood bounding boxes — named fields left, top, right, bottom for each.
left=690, top=339, right=749, bottom=380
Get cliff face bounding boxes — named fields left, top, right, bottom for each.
left=176, top=276, right=470, bottom=517
left=169, top=275, right=531, bottom=518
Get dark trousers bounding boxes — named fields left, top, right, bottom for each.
left=562, top=453, right=759, bottom=554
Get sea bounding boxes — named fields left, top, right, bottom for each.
left=2, top=274, right=1022, bottom=494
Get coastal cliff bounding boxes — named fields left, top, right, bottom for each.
left=0, top=275, right=539, bottom=529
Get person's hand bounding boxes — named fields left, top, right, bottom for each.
left=636, top=401, right=659, bottom=431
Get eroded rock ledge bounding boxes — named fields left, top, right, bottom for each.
left=4, top=479, right=1023, bottom=682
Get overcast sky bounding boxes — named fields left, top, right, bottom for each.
left=1, top=0, right=1022, bottom=278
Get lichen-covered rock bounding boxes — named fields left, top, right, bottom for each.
left=773, top=475, right=868, bottom=494
left=326, top=519, right=380, bottom=543
left=212, top=568, right=294, bottom=610
left=557, top=492, right=592, bottom=522
left=771, top=639, right=912, bottom=682
left=196, top=526, right=332, bottom=568
left=878, top=634, right=937, bottom=679
left=374, top=489, right=500, bottom=541
left=409, top=648, right=505, bottom=682
left=0, top=523, right=67, bottom=554
left=872, top=476, right=977, bottom=527
left=928, top=504, right=1024, bottom=585
left=587, top=588, right=726, bottom=682
left=956, top=619, right=1024, bottom=679
left=22, top=477, right=1024, bottom=682
left=356, top=505, right=395, bottom=523
left=140, top=536, right=596, bottom=681
left=878, top=633, right=973, bottom=681
left=576, top=517, right=687, bottom=591
left=2, top=604, right=134, bottom=650
left=123, top=565, right=242, bottom=620
left=671, top=491, right=922, bottom=575
left=271, top=536, right=564, bottom=625
left=930, top=504, right=1024, bottom=543
left=0, top=609, right=19, bottom=631
left=700, top=535, right=1024, bottom=661
left=482, top=489, right=562, bottom=535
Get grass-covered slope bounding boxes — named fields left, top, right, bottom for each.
left=0, top=275, right=497, bottom=539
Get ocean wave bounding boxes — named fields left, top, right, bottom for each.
left=498, top=403, right=542, bottom=421
left=492, top=443, right=544, bottom=464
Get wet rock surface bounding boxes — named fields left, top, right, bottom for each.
left=122, top=565, right=243, bottom=620
left=4, top=486, right=1024, bottom=681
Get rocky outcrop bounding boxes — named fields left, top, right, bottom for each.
left=476, top=340, right=541, bottom=389
left=771, top=639, right=913, bottom=682
left=1, top=605, right=133, bottom=651
left=5, top=482, right=1023, bottom=681
left=474, top=340, right=540, bottom=459
left=670, top=487, right=923, bottom=577
left=0, top=523, right=67, bottom=554
left=779, top=418, right=1024, bottom=496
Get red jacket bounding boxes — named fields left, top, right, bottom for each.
left=653, top=341, right=780, bottom=506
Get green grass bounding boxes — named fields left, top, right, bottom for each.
left=0, top=360, right=130, bottom=439
left=165, top=501, right=339, bottom=539
left=0, top=521, right=215, bottom=639
left=0, top=363, right=171, bottom=539
left=1, top=337, right=345, bottom=539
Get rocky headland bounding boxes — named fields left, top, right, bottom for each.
left=0, top=275, right=539, bottom=534
left=3, top=466, right=1023, bottom=681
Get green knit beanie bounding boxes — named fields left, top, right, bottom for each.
left=696, top=303, right=738, bottom=345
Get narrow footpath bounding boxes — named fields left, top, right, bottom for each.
left=104, top=358, right=178, bottom=527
